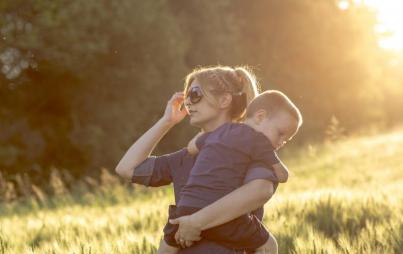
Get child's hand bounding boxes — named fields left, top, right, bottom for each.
left=187, top=132, right=204, bottom=155
left=162, top=92, right=188, bottom=125
left=272, top=162, right=289, bottom=183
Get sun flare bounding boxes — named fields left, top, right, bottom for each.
left=340, top=0, right=403, bottom=51
left=366, top=0, right=403, bottom=51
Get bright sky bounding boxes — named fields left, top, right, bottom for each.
left=339, top=0, right=403, bottom=51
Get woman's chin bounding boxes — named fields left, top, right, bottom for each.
left=189, top=117, right=203, bottom=128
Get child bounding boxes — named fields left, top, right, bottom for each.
left=157, top=89, right=302, bottom=254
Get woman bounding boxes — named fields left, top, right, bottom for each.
left=116, top=66, right=278, bottom=253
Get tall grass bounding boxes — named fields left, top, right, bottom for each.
left=1, top=130, right=402, bottom=253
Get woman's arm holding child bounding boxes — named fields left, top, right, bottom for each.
left=170, top=178, right=275, bottom=246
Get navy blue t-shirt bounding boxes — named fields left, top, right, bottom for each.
left=178, top=123, right=279, bottom=208
left=132, top=138, right=279, bottom=253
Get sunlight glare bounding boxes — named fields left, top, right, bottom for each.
left=338, top=0, right=350, bottom=10
left=362, top=0, right=403, bottom=51
left=340, top=1, right=403, bottom=51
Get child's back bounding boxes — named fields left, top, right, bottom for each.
left=178, top=122, right=280, bottom=208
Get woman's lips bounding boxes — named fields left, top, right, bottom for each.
left=188, top=110, right=197, bottom=116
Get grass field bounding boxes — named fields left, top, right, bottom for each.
left=1, top=129, right=403, bottom=253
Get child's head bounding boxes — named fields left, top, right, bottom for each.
left=183, top=66, right=259, bottom=130
left=244, top=90, right=302, bottom=150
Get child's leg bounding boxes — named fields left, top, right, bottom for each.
left=157, top=239, right=179, bottom=254
left=254, top=231, right=278, bottom=254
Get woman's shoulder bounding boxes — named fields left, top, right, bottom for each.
left=157, top=147, right=189, bottom=162
left=207, top=122, right=251, bottom=135
left=218, top=122, right=256, bottom=139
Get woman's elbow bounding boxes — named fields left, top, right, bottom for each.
left=115, top=165, right=132, bottom=179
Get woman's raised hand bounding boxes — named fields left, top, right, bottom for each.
left=162, top=92, right=188, bottom=125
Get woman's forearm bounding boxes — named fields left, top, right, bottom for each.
left=190, top=179, right=274, bottom=230
left=115, top=92, right=187, bottom=180
left=115, top=117, right=174, bottom=179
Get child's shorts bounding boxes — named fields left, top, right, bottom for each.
left=163, top=205, right=269, bottom=252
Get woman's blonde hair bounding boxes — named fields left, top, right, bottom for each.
left=184, top=65, right=260, bottom=121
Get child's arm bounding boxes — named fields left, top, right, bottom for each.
left=187, top=132, right=204, bottom=155
left=115, top=92, right=187, bottom=179
left=250, top=151, right=289, bottom=183
left=251, top=136, right=289, bottom=183
left=225, top=126, right=289, bottom=183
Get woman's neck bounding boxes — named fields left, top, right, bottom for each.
left=201, top=114, right=232, bottom=132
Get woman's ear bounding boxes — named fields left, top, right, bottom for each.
left=217, top=93, right=233, bottom=109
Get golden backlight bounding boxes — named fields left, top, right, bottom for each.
left=366, top=0, right=403, bottom=51
left=340, top=0, right=403, bottom=51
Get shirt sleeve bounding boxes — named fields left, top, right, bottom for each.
left=132, top=149, right=185, bottom=187
left=131, top=156, right=157, bottom=186
left=244, top=165, right=279, bottom=195
left=250, top=134, right=280, bottom=167
left=243, top=164, right=279, bottom=184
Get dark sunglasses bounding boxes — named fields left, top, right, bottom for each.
left=186, top=86, right=204, bottom=104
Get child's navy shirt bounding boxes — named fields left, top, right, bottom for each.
left=131, top=123, right=279, bottom=254
left=178, top=122, right=279, bottom=208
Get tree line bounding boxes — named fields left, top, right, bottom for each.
left=1, top=0, right=402, bottom=185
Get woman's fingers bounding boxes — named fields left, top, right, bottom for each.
left=172, top=218, right=202, bottom=247
left=170, top=92, right=184, bottom=101
left=163, top=92, right=187, bottom=124
left=173, top=94, right=185, bottom=106
left=172, top=215, right=202, bottom=246
left=174, top=231, right=180, bottom=245
left=167, top=92, right=184, bottom=106
left=169, top=93, right=185, bottom=111
left=174, top=231, right=188, bottom=248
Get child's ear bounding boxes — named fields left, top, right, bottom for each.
left=253, top=109, right=268, bottom=124
left=217, top=93, right=233, bottom=109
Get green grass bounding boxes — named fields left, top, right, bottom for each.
left=1, top=130, right=403, bottom=253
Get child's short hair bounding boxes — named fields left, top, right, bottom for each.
left=245, top=90, right=303, bottom=128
